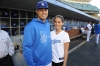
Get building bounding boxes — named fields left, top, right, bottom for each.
left=66, top=0, right=92, bottom=3
left=62, top=0, right=100, bottom=18
left=0, top=0, right=100, bottom=66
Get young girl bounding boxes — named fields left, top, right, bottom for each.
left=51, top=15, right=70, bottom=66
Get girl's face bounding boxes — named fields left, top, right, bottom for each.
left=54, top=17, right=63, bottom=30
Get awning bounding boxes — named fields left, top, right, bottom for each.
left=0, top=0, right=99, bottom=21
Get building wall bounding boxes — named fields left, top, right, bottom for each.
left=64, top=0, right=100, bottom=19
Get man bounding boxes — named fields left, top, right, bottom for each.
left=94, top=21, right=100, bottom=44
left=86, top=22, right=92, bottom=42
left=91, top=22, right=95, bottom=34
left=0, top=30, right=14, bottom=66
left=80, top=25, right=87, bottom=34
left=23, top=1, right=52, bottom=66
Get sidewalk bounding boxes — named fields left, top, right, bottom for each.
left=67, top=35, right=100, bottom=66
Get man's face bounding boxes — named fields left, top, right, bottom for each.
left=36, top=8, right=48, bottom=20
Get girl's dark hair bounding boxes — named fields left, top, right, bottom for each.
left=54, top=15, right=64, bottom=22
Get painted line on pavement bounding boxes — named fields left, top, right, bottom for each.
left=68, top=35, right=95, bottom=54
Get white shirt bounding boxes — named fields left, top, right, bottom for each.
left=51, top=30, right=70, bottom=63
left=80, top=27, right=87, bottom=34
left=80, top=28, right=85, bottom=33
left=0, top=30, right=14, bottom=58
left=87, top=24, right=92, bottom=31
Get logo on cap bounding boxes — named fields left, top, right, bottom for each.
left=36, top=1, right=48, bottom=10
left=41, top=2, right=44, bottom=6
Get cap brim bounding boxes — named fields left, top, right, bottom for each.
left=37, top=8, right=48, bottom=10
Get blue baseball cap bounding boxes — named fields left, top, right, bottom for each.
left=36, top=1, right=48, bottom=10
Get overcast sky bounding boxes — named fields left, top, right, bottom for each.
left=90, top=0, right=100, bottom=9
left=90, top=0, right=100, bottom=16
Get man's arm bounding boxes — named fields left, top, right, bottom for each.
left=6, top=33, right=14, bottom=56
left=23, top=26, right=35, bottom=66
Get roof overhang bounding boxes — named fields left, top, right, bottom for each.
left=0, top=0, right=99, bottom=21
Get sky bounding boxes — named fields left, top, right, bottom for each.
left=90, top=0, right=100, bottom=9
left=90, top=0, right=100, bottom=16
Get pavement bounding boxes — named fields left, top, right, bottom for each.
left=67, top=34, right=100, bottom=66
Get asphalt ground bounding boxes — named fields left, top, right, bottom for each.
left=67, top=35, right=100, bottom=66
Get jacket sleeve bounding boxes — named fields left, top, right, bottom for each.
left=23, top=26, right=35, bottom=66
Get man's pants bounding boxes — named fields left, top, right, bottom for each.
left=0, top=54, right=14, bottom=66
left=87, top=31, right=91, bottom=42
left=96, top=34, right=100, bottom=44
left=83, top=30, right=87, bottom=34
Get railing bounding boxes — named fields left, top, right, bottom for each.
left=65, top=29, right=84, bottom=39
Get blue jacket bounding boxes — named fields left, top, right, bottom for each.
left=94, top=24, right=100, bottom=34
left=23, top=18, right=52, bottom=66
